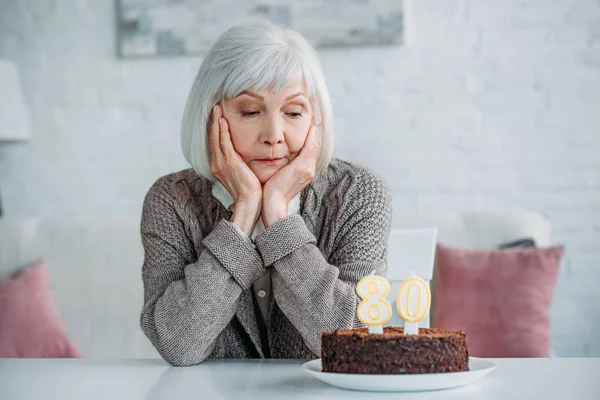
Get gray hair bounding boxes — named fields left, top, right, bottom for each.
left=180, top=21, right=334, bottom=181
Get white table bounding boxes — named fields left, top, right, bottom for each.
left=1, top=358, right=599, bottom=399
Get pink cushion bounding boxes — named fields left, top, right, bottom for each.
left=0, top=259, right=80, bottom=358
left=432, top=243, right=564, bottom=358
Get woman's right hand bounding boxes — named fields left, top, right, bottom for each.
left=209, top=104, right=262, bottom=236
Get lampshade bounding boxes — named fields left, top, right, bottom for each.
left=0, top=60, right=31, bottom=142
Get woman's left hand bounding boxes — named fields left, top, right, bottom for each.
left=262, top=126, right=319, bottom=228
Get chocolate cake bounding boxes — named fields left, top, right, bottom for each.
left=321, top=327, right=469, bottom=374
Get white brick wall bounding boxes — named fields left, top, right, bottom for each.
left=1, top=0, right=599, bottom=356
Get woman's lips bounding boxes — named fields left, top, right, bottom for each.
left=255, top=158, right=283, bottom=166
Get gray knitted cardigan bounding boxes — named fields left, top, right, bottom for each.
left=140, top=158, right=392, bottom=366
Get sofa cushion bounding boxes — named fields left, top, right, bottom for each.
left=392, top=209, right=552, bottom=249
left=0, top=259, right=80, bottom=358
left=388, top=209, right=552, bottom=330
left=432, top=243, right=564, bottom=357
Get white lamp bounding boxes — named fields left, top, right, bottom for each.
left=0, top=60, right=31, bottom=142
left=0, top=60, right=31, bottom=216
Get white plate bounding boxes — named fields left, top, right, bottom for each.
left=302, top=357, right=496, bottom=392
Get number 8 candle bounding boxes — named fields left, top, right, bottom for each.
left=356, top=276, right=392, bottom=334
left=397, top=273, right=431, bottom=335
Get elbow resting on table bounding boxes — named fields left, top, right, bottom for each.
left=140, top=310, right=213, bottom=367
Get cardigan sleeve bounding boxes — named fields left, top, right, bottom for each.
left=139, top=182, right=266, bottom=366
left=254, top=168, right=392, bottom=355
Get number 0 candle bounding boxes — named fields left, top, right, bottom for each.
left=356, top=276, right=392, bottom=334
left=396, top=274, right=431, bottom=335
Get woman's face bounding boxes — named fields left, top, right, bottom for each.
left=221, top=81, right=313, bottom=184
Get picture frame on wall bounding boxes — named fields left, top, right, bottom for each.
left=116, top=0, right=404, bottom=58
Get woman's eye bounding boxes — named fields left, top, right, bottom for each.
left=240, top=110, right=302, bottom=118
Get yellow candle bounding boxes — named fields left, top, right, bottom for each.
left=396, top=274, right=431, bottom=335
left=356, top=276, right=392, bottom=334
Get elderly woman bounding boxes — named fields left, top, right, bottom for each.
left=140, top=22, right=392, bottom=366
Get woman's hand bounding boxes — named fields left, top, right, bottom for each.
left=262, top=125, right=320, bottom=228
left=209, top=105, right=262, bottom=236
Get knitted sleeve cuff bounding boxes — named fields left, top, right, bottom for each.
left=254, top=214, right=317, bottom=266
left=228, top=219, right=256, bottom=249
left=202, top=219, right=266, bottom=289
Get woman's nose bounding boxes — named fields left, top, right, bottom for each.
left=260, top=117, right=285, bottom=145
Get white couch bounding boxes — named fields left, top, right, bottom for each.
left=0, top=208, right=552, bottom=359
